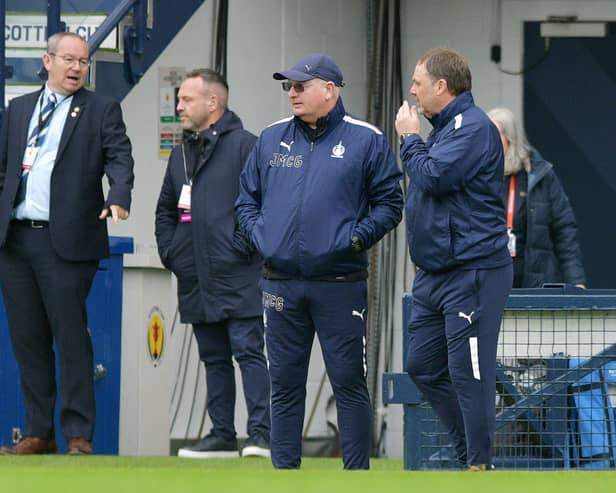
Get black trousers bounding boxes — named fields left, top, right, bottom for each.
left=0, top=222, right=98, bottom=441
left=193, top=317, right=270, bottom=441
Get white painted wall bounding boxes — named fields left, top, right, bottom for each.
left=399, top=0, right=500, bottom=125
left=114, top=0, right=616, bottom=458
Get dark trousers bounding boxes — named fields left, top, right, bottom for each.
left=0, top=223, right=98, bottom=441
left=192, top=316, right=270, bottom=440
left=406, top=264, right=512, bottom=466
left=262, top=279, right=371, bottom=470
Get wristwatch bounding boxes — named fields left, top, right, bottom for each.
left=399, top=133, right=414, bottom=145
left=351, top=235, right=363, bottom=253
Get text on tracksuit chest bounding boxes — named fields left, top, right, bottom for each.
left=269, top=153, right=303, bottom=168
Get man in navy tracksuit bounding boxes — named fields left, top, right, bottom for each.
left=155, top=69, right=270, bottom=459
left=395, top=48, right=513, bottom=470
left=236, top=53, right=403, bottom=469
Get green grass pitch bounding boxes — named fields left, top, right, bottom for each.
left=1, top=457, right=615, bottom=493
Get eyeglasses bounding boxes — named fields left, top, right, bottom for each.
left=281, top=80, right=323, bottom=93
left=48, top=53, right=91, bottom=69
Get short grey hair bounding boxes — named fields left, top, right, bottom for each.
left=47, top=32, right=87, bottom=54
left=185, top=68, right=229, bottom=108
left=487, top=107, right=531, bottom=175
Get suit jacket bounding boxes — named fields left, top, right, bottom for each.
left=0, top=87, right=134, bottom=261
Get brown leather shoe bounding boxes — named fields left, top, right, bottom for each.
left=67, top=438, right=92, bottom=455
left=0, top=437, right=58, bottom=455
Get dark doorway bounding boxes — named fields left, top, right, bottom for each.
left=524, top=21, right=616, bottom=288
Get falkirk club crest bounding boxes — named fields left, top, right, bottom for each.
left=331, top=140, right=345, bottom=159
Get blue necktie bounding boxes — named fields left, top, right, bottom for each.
left=16, top=93, right=57, bottom=205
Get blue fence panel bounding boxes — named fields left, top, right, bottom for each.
left=385, top=287, right=616, bottom=470
left=0, top=236, right=133, bottom=454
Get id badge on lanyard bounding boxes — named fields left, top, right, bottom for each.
left=22, top=146, right=40, bottom=173
left=178, top=184, right=191, bottom=210
left=506, top=175, right=517, bottom=257
left=178, top=184, right=192, bottom=223
left=178, top=144, right=193, bottom=222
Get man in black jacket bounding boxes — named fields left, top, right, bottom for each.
left=155, top=69, right=270, bottom=458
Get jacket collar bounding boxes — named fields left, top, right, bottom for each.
left=184, top=109, right=244, bottom=142
left=183, top=109, right=245, bottom=177
left=209, top=108, right=243, bottom=136
left=429, top=91, right=474, bottom=131
left=294, top=97, right=346, bottom=141
left=527, top=147, right=553, bottom=191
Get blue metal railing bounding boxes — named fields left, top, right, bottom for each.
left=47, top=0, right=62, bottom=38
left=88, top=0, right=145, bottom=54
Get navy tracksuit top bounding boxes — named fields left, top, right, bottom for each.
left=236, top=98, right=403, bottom=278
left=402, top=91, right=510, bottom=273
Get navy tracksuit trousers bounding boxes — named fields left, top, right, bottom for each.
left=406, top=264, right=512, bottom=466
left=261, top=279, right=371, bottom=469
left=193, top=317, right=270, bottom=440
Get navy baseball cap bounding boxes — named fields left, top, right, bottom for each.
left=273, top=53, right=345, bottom=87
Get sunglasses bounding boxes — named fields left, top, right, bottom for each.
left=281, top=80, right=323, bottom=93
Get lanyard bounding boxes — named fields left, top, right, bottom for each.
left=506, top=174, right=516, bottom=230
left=181, top=144, right=193, bottom=186
left=31, top=92, right=58, bottom=146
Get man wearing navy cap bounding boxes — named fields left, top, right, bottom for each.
left=236, top=53, right=403, bottom=469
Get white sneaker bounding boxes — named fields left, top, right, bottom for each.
left=241, top=433, right=271, bottom=458
left=178, top=433, right=239, bottom=459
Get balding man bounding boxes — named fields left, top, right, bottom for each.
left=0, top=32, right=133, bottom=456
left=155, top=69, right=270, bottom=459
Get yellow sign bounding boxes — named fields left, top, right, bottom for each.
left=147, top=307, right=165, bottom=366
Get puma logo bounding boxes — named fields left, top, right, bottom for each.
left=458, top=311, right=475, bottom=324
left=280, top=140, right=294, bottom=152
left=352, top=309, right=366, bottom=321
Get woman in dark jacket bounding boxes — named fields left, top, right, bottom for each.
left=488, top=107, right=587, bottom=288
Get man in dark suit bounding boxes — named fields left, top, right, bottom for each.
left=0, top=32, right=134, bottom=455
